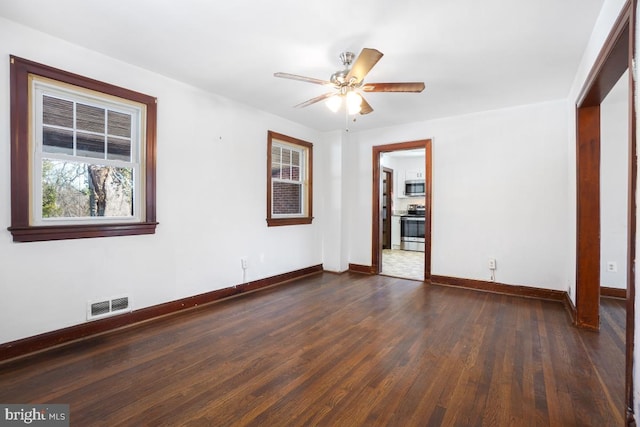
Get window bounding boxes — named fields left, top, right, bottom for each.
left=9, top=56, right=157, bottom=242
left=267, top=131, right=313, bottom=226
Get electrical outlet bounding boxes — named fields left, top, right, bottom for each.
left=607, top=261, right=617, bottom=272
left=241, top=258, right=248, bottom=269
left=488, top=258, right=497, bottom=270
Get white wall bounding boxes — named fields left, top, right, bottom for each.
left=600, top=71, right=629, bottom=290
left=346, top=100, right=570, bottom=289
left=0, top=18, right=327, bottom=344
left=317, top=130, right=347, bottom=272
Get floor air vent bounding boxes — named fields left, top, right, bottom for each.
left=88, top=296, right=131, bottom=320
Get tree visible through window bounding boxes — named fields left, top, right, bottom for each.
left=267, top=131, right=313, bottom=226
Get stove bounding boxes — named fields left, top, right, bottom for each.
left=401, top=204, right=425, bottom=252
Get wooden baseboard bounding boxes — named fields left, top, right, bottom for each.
left=430, top=275, right=566, bottom=302
left=0, top=264, right=323, bottom=363
left=626, top=409, right=636, bottom=427
left=348, top=263, right=376, bottom=275
left=563, top=292, right=578, bottom=325
left=601, top=286, right=626, bottom=299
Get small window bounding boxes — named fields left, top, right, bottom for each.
left=8, top=56, right=157, bottom=242
left=267, top=131, right=313, bottom=226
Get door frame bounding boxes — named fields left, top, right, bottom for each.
left=575, top=0, right=636, bottom=422
left=372, top=139, right=432, bottom=279
left=382, top=167, right=394, bottom=249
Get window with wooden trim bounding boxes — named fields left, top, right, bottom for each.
left=8, top=56, right=158, bottom=242
left=267, top=131, right=313, bottom=226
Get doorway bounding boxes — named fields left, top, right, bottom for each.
left=372, top=140, right=432, bottom=281
left=574, top=1, right=635, bottom=421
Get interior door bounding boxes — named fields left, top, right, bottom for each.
left=382, top=168, right=393, bottom=249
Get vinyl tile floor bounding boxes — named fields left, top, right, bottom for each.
left=381, top=249, right=425, bottom=281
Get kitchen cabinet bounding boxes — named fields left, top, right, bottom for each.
left=405, top=169, right=425, bottom=180
left=397, top=169, right=426, bottom=198
left=391, top=215, right=401, bottom=249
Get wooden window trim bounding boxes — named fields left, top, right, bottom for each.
left=266, top=131, right=313, bottom=227
left=8, top=55, right=158, bottom=242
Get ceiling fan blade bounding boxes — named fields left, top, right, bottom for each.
left=359, top=96, right=374, bottom=115
left=346, top=48, right=383, bottom=84
left=294, top=92, right=335, bottom=108
left=361, top=82, right=425, bottom=93
left=274, top=72, right=332, bottom=86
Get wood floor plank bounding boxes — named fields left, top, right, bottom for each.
left=0, top=273, right=625, bottom=426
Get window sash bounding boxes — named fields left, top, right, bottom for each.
left=31, top=77, right=144, bottom=225
left=271, top=141, right=306, bottom=218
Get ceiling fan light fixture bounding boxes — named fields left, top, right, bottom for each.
left=346, top=91, right=362, bottom=115
left=326, top=94, right=342, bottom=112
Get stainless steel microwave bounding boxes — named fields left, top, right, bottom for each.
left=405, top=180, right=426, bottom=196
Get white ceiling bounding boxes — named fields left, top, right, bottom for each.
left=0, top=0, right=605, bottom=132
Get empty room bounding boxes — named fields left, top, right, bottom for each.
left=0, top=0, right=638, bottom=425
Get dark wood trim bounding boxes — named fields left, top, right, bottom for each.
left=266, top=217, right=314, bottom=227
left=430, top=275, right=566, bottom=302
left=576, top=104, right=601, bottom=330
left=574, top=2, right=636, bottom=423
left=348, top=263, right=377, bottom=275
left=382, top=167, right=393, bottom=249
left=266, top=131, right=314, bottom=227
left=424, top=142, right=433, bottom=279
left=577, top=4, right=631, bottom=108
left=627, top=2, right=637, bottom=425
left=371, top=140, right=432, bottom=279
left=601, top=286, right=627, bottom=299
left=563, top=292, right=578, bottom=325
left=8, top=55, right=158, bottom=242
left=0, top=264, right=323, bottom=363
left=8, top=222, right=159, bottom=242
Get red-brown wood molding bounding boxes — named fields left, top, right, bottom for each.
left=430, top=275, right=567, bottom=301
left=601, top=286, right=627, bottom=299
left=348, top=263, right=377, bottom=275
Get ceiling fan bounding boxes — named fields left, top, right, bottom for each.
left=274, top=48, right=425, bottom=116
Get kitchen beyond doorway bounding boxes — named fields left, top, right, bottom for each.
left=373, top=139, right=432, bottom=281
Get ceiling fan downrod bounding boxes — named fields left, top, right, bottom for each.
left=331, top=52, right=356, bottom=86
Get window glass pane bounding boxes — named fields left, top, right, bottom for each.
left=107, top=111, right=131, bottom=138
left=76, top=103, right=105, bottom=133
left=282, top=147, right=291, bottom=165
left=271, top=146, right=281, bottom=178
left=77, top=132, right=105, bottom=158
left=282, top=165, right=291, bottom=180
left=271, top=162, right=281, bottom=179
left=107, top=137, right=131, bottom=161
left=43, top=127, right=73, bottom=155
left=292, top=150, right=300, bottom=166
left=43, top=96, right=73, bottom=128
left=42, top=159, right=133, bottom=218
left=272, top=181, right=301, bottom=215
left=291, top=165, right=300, bottom=181
left=271, top=146, right=281, bottom=164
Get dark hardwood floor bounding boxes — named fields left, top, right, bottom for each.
left=0, top=273, right=625, bottom=426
